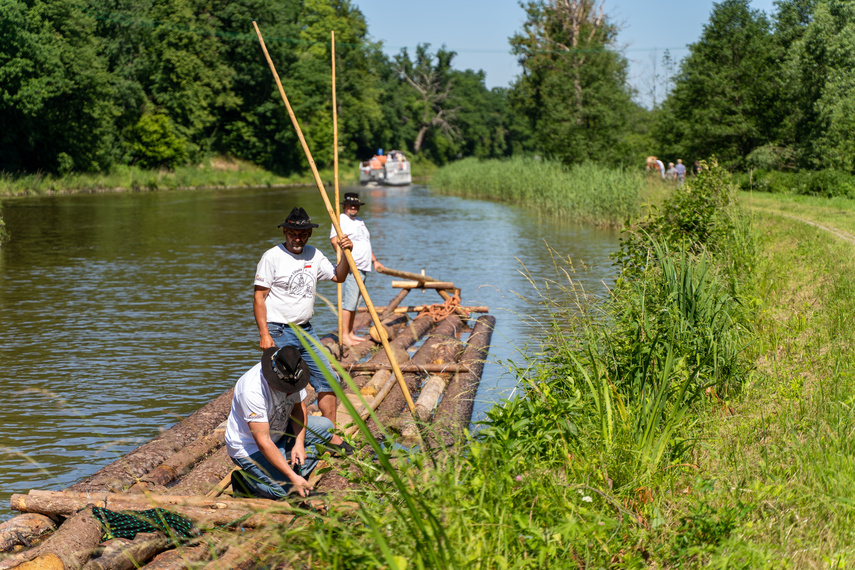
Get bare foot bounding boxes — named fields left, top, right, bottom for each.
left=344, top=335, right=367, bottom=345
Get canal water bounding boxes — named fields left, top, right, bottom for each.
left=0, top=184, right=620, bottom=518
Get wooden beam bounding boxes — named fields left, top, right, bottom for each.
left=343, top=363, right=472, bottom=374
left=377, top=267, right=439, bottom=283
left=358, top=305, right=489, bottom=314
left=391, top=281, right=454, bottom=290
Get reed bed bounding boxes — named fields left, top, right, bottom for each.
left=431, top=156, right=643, bottom=226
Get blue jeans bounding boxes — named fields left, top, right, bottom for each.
left=231, top=415, right=334, bottom=499
left=266, top=322, right=336, bottom=393
left=342, top=270, right=367, bottom=311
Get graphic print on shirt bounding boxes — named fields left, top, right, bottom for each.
left=268, top=398, right=293, bottom=440
left=285, top=264, right=315, bottom=299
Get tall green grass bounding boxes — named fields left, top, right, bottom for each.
left=431, top=157, right=643, bottom=226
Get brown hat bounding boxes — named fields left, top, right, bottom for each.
left=260, top=346, right=310, bottom=392
left=278, top=207, right=319, bottom=230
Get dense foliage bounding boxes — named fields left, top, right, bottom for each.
left=0, top=0, right=520, bottom=176
left=510, top=0, right=651, bottom=167
left=656, top=0, right=855, bottom=174
left=5, top=0, right=854, bottom=181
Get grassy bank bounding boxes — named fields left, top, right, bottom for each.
left=232, top=164, right=751, bottom=565
left=431, top=157, right=644, bottom=226
left=226, top=162, right=855, bottom=567
left=0, top=158, right=361, bottom=198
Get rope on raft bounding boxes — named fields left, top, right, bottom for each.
left=420, top=292, right=469, bottom=322
left=92, top=506, right=195, bottom=543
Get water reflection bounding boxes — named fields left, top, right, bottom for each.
left=0, top=185, right=619, bottom=517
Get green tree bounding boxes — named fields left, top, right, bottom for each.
left=0, top=0, right=117, bottom=173
left=128, top=113, right=187, bottom=168
left=655, top=0, right=783, bottom=169
left=785, top=0, right=855, bottom=171
left=510, top=0, right=638, bottom=165
left=394, top=44, right=460, bottom=156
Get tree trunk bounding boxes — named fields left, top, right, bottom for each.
left=413, top=125, right=429, bottom=153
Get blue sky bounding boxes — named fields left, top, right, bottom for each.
left=355, top=0, right=780, bottom=107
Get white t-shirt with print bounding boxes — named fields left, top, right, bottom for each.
left=331, top=214, right=372, bottom=272
left=254, top=244, right=336, bottom=325
left=225, top=362, right=308, bottom=459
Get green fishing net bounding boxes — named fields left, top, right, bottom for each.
left=92, top=506, right=195, bottom=542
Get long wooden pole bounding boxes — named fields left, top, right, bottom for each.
left=332, top=31, right=344, bottom=350
left=252, top=22, right=417, bottom=416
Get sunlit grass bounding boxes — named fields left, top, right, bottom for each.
left=430, top=157, right=644, bottom=226
left=0, top=157, right=364, bottom=197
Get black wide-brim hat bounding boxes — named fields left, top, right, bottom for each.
left=342, top=192, right=365, bottom=206
left=261, top=346, right=311, bottom=393
left=278, top=207, right=319, bottom=230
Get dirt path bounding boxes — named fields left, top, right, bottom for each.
left=747, top=206, right=855, bottom=246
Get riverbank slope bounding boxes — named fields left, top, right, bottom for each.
left=267, top=167, right=855, bottom=566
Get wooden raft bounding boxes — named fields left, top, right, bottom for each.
left=0, top=273, right=495, bottom=569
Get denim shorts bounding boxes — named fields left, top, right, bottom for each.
left=342, top=270, right=367, bottom=311
left=231, top=415, right=334, bottom=500
left=266, top=322, right=337, bottom=393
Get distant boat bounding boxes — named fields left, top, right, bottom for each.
left=359, top=149, right=412, bottom=186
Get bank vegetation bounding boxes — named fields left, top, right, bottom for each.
left=224, top=162, right=855, bottom=566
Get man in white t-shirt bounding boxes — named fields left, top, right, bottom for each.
left=225, top=345, right=332, bottom=498
left=330, top=192, right=385, bottom=345
left=254, top=206, right=354, bottom=453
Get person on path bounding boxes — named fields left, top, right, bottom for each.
left=666, top=162, right=677, bottom=181
left=330, top=192, right=385, bottom=345
left=225, top=345, right=333, bottom=499
left=656, top=158, right=666, bottom=179
left=253, top=206, right=354, bottom=452
left=675, top=159, right=687, bottom=186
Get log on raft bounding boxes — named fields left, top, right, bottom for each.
left=9, top=491, right=294, bottom=530
left=128, top=424, right=226, bottom=493
left=140, top=535, right=227, bottom=570
left=368, top=316, right=461, bottom=437
left=167, top=446, right=235, bottom=497
left=358, top=305, right=489, bottom=314
left=0, top=514, right=56, bottom=554
left=432, top=315, right=496, bottom=443
left=82, top=532, right=169, bottom=570
left=68, top=388, right=235, bottom=493
left=390, top=281, right=454, bottom=290
left=342, top=363, right=473, bottom=374
left=398, top=318, right=465, bottom=437
left=0, top=506, right=102, bottom=570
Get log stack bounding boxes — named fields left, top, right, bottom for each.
left=2, top=279, right=494, bottom=569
